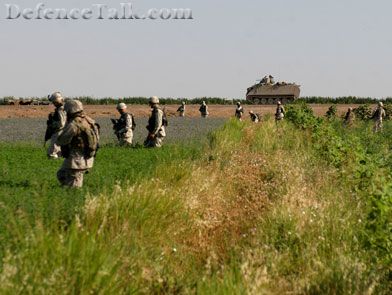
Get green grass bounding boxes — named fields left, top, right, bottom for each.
left=0, top=116, right=391, bottom=294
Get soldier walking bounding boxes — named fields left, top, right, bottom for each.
left=235, top=102, right=244, bottom=121
left=45, top=92, right=67, bottom=159
left=372, top=102, right=386, bottom=132
left=56, top=100, right=99, bottom=188
left=199, top=101, right=209, bottom=118
left=144, top=96, right=166, bottom=148
left=275, top=101, right=286, bottom=123
left=343, top=107, right=355, bottom=127
left=114, top=103, right=135, bottom=146
left=177, top=101, right=186, bottom=117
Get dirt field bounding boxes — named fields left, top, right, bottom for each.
left=0, top=104, right=373, bottom=119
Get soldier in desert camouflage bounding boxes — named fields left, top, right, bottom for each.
left=372, top=102, right=386, bottom=132
left=45, top=92, right=67, bottom=159
left=199, top=101, right=209, bottom=118
left=56, top=100, right=99, bottom=188
left=177, top=101, right=186, bottom=117
left=235, top=102, right=244, bottom=121
left=249, top=111, right=260, bottom=123
left=144, top=96, right=167, bottom=148
left=343, top=107, right=355, bottom=126
left=275, top=101, right=285, bottom=123
left=114, top=103, right=135, bottom=146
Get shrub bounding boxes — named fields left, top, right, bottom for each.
left=353, top=104, right=373, bottom=121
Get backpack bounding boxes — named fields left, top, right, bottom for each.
left=76, top=117, right=100, bottom=158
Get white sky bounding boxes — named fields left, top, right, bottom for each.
left=0, top=0, right=391, bottom=98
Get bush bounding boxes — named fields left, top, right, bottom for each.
left=353, top=104, right=373, bottom=121
left=285, top=102, right=321, bottom=129
left=325, top=105, right=337, bottom=119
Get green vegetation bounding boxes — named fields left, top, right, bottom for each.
left=0, top=111, right=391, bottom=293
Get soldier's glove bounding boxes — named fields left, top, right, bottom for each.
left=148, top=134, right=156, bottom=140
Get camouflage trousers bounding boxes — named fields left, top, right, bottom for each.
left=119, top=134, right=133, bottom=146
left=144, top=136, right=164, bottom=148
left=57, top=167, right=87, bottom=188
left=179, top=112, right=185, bottom=117
left=201, top=114, right=209, bottom=118
left=373, top=120, right=383, bottom=132
left=47, top=133, right=62, bottom=159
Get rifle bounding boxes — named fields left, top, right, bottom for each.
left=44, top=112, right=56, bottom=144
left=111, top=118, right=121, bottom=140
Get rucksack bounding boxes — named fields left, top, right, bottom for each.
left=76, top=117, right=100, bottom=158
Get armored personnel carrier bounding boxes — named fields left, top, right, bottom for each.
left=246, top=77, right=300, bottom=104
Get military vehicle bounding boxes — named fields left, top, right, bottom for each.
left=3, top=97, right=19, bottom=105
left=246, top=77, right=300, bottom=104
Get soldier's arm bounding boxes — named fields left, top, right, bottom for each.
left=56, top=122, right=78, bottom=146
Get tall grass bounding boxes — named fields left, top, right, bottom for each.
left=0, top=115, right=391, bottom=293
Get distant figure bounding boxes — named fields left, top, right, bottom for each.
left=269, top=75, right=275, bottom=85
left=199, top=101, right=209, bottom=118
left=249, top=111, right=260, bottom=123
left=275, top=101, right=286, bottom=122
left=344, top=107, right=355, bottom=126
left=177, top=101, right=186, bottom=117
left=46, top=92, right=66, bottom=159
left=113, top=103, right=135, bottom=146
left=56, top=100, right=99, bottom=188
left=235, top=102, right=244, bottom=121
left=144, top=96, right=167, bottom=148
left=260, top=75, right=268, bottom=84
left=372, top=102, right=386, bottom=132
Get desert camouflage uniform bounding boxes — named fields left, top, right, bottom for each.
left=199, top=102, right=209, bottom=118
left=275, top=105, right=285, bottom=122
left=47, top=106, right=66, bottom=159
left=373, top=105, right=386, bottom=132
left=56, top=112, right=96, bottom=188
left=235, top=105, right=244, bottom=120
left=177, top=103, right=186, bottom=117
left=249, top=111, right=260, bottom=123
left=344, top=108, right=355, bottom=126
left=117, top=112, right=134, bottom=146
left=145, top=105, right=166, bottom=148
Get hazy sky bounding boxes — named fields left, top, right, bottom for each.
left=0, top=0, right=391, bottom=98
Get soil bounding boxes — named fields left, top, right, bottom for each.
left=0, top=104, right=372, bottom=119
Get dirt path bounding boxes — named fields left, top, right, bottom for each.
left=0, top=104, right=372, bottom=119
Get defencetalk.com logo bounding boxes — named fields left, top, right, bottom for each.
left=3, top=2, right=194, bottom=20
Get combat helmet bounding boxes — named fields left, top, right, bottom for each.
left=64, top=100, right=83, bottom=115
left=149, top=96, right=159, bottom=104
left=48, top=92, right=64, bottom=105
left=117, top=102, right=127, bottom=110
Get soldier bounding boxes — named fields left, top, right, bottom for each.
left=235, top=102, right=244, bottom=121
left=249, top=110, right=260, bottom=123
left=45, top=92, right=67, bottom=159
left=275, top=101, right=286, bottom=122
left=177, top=101, right=186, bottom=117
left=344, top=107, right=355, bottom=126
left=372, top=102, right=386, bottom=132
left=260, top=76, right=268, bottom=84
left=144, top=96, right=166, bottom=148
left=269, top=75, right=275, bottom=85
left=199, top=101, right=209, bottom=118
left=114, top=103, right=135, bottom=146
left=56, top=100, right=99, bottom=188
